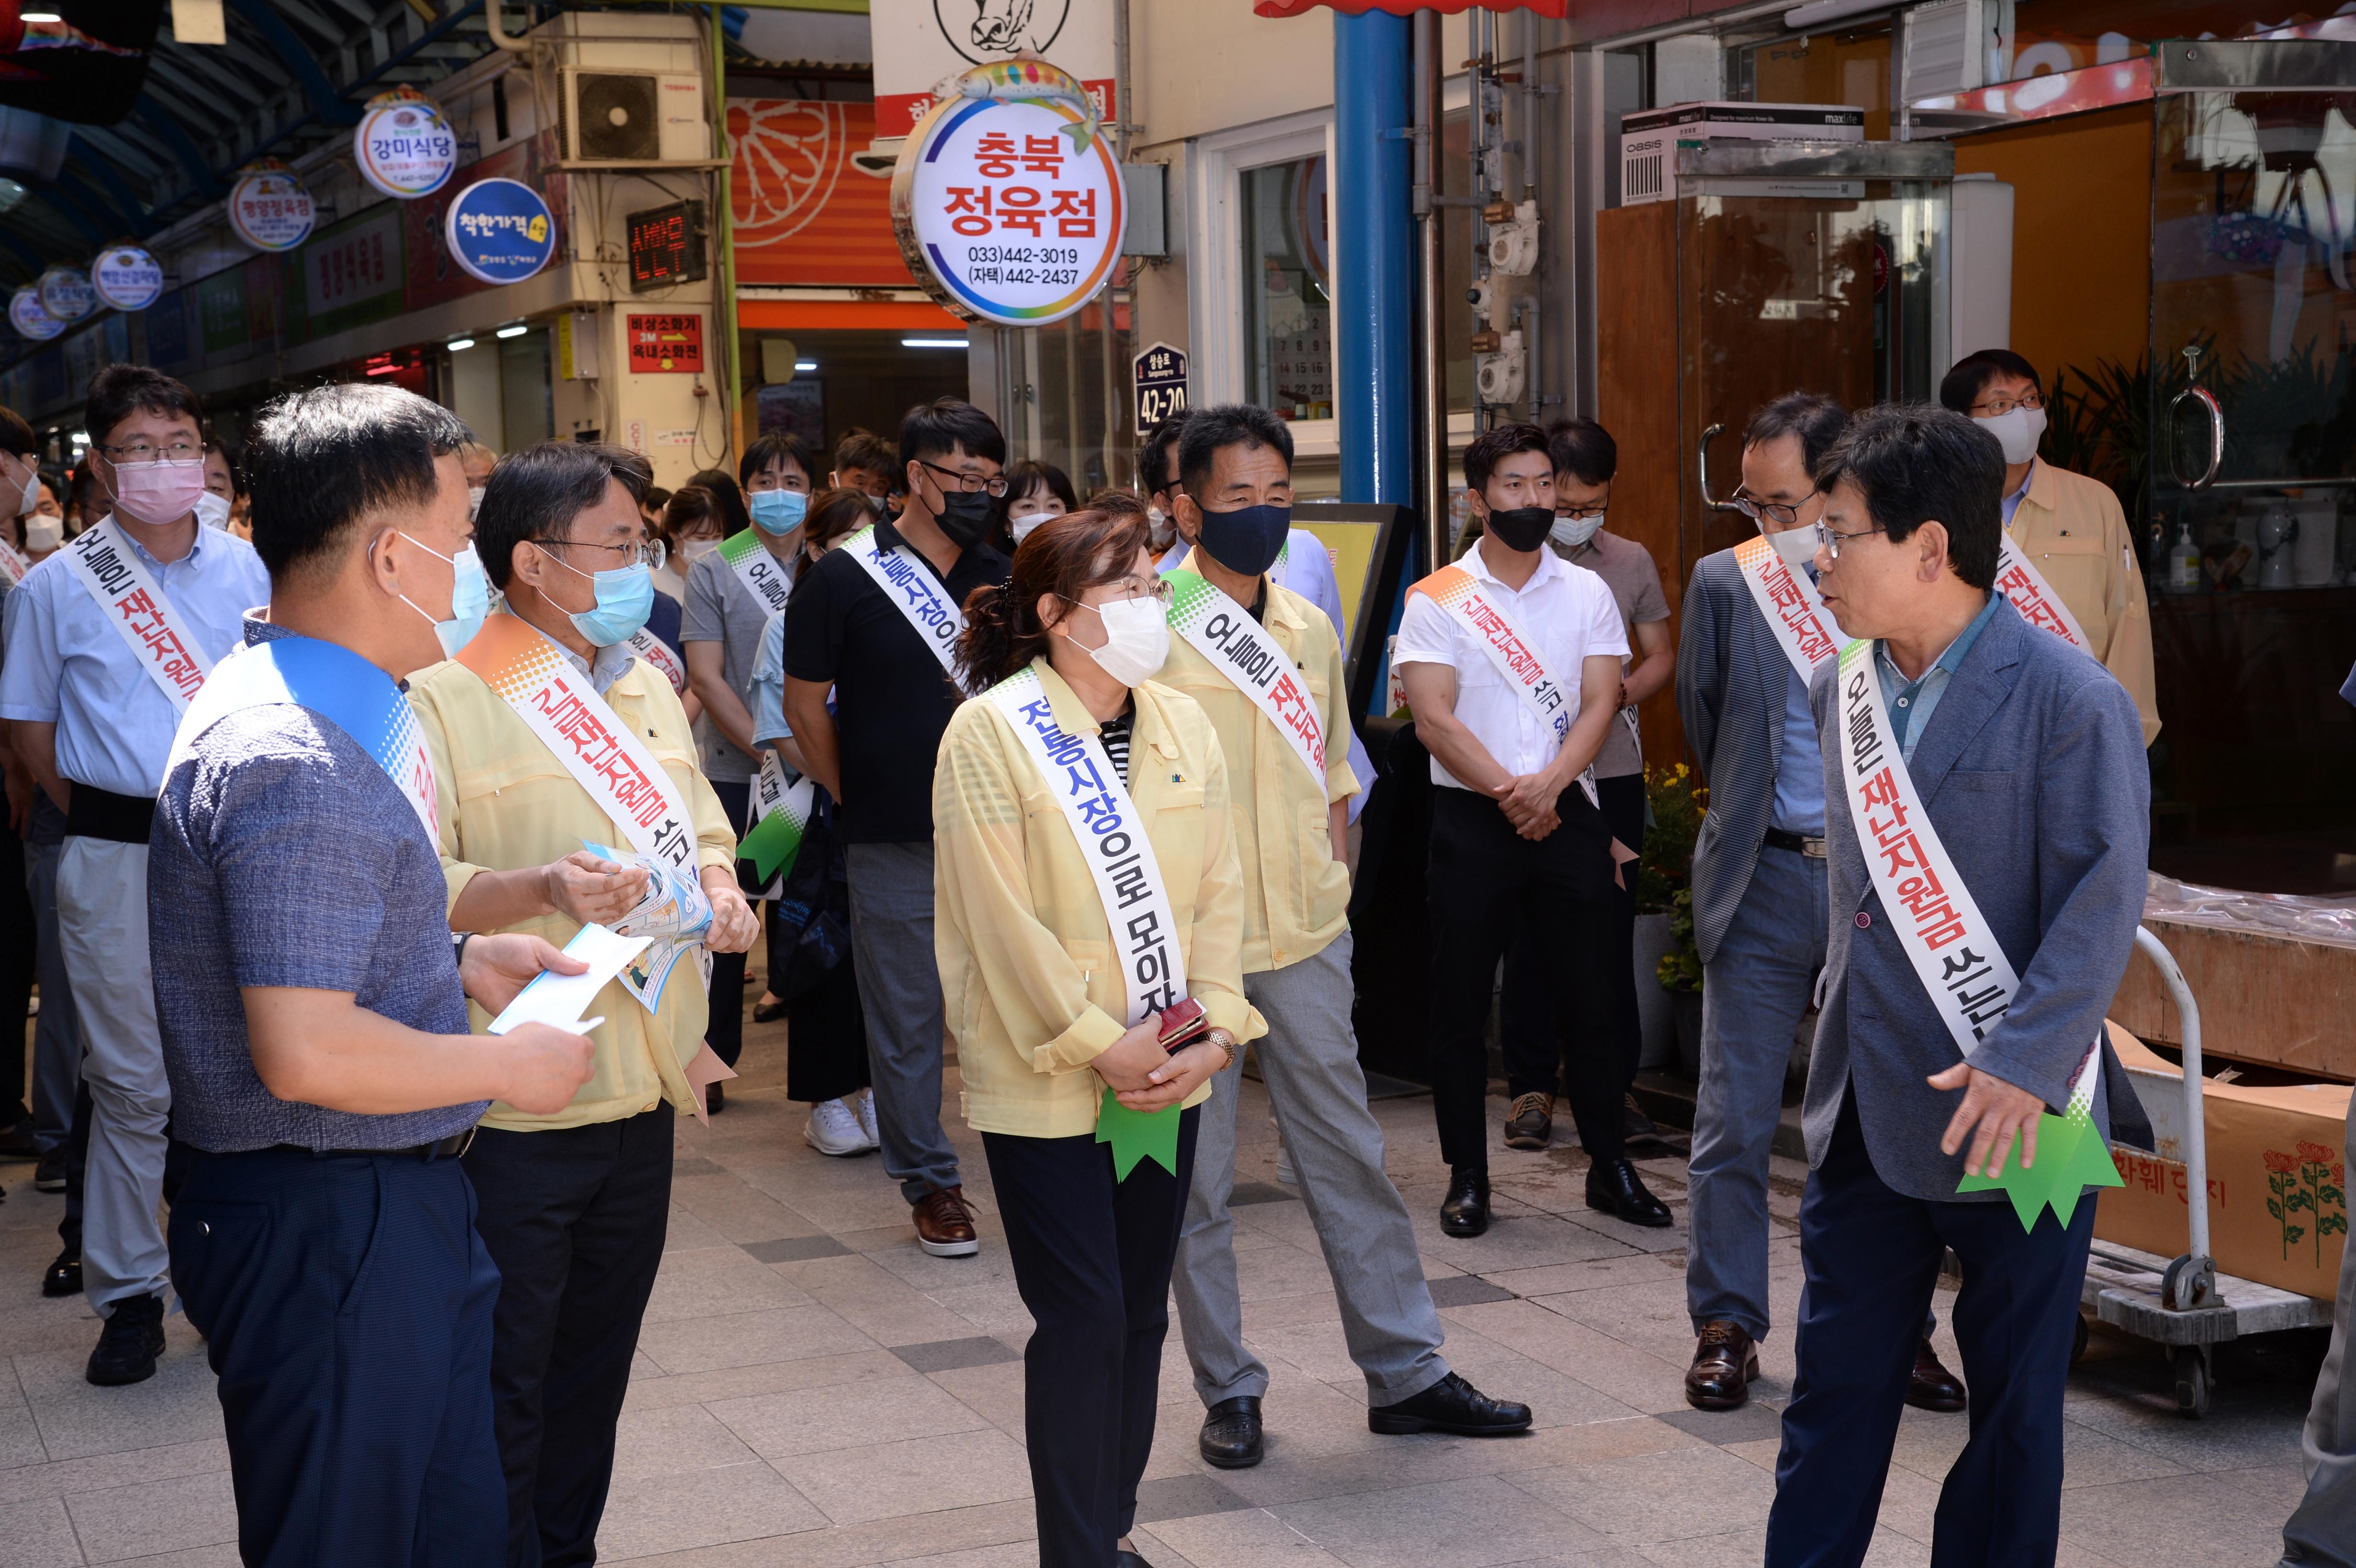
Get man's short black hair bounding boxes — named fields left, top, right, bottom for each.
left=899, top=397, right=1006, bottom=472
left=86, top=363, right=203, bottom=450
left=1178, top=403, right=1293, bottom=499
left=1141, top=411, right=1192, bottom=496
left=1547, top=417, right=1617, bottom=486
left=739, top=432, right=813, bottom=487
left=477, top=441, right=654, bottom=590
left=833, top=426, right=895, bottom=477
left=246, top=383, right=469, bottom=587
left=0, top=404, right=34, bottom=458
left=1463, top=421, right=1551, bottom=496
left=1812, top=403, right=2003, bottom=592
left=1938, top=348, right=2043, bottom=415
left=1743, top=392, right=1850, bottom=475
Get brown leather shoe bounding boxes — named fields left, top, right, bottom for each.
left=1685, top=1319, right=1759, bottom=1411
left=1906, top=1337, right=1967, bottom=1412
left=1504, top=1092, right=1553, bottom=1150
left=912, top=1186, right=980, bottom=1258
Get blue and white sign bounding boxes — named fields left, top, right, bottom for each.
left=37, top=266, right=94, bottom=322
left=89, top=246, right=164, bottom=311
left=8, top=287, right=63, bottom=341
left=355, top=87, right=458, bottom=199
left=444, top=177, right=557, bottom=286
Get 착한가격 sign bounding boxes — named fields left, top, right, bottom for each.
left=1134, top=341, right=1187, bottom=430
left=445, top=178, right=558, bottom=286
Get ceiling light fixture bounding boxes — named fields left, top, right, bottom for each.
left=900, top=337, right=967, bottom=349
left=495, top=323, right=528, bottom=338
left=447, top=337, right=476, bottom=351
left=795, top=360, right=817, bottom=371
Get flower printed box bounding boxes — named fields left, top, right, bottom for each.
left=2098, top=1025, right=2349, bottom=1301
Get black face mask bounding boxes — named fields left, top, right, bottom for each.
left=1196, top=502, right=1291, bottom=578
left=932, top=487, right=996, bottom=549
left=1485, top=505, right=1555, bottom=553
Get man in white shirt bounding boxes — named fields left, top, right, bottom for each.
left=1394, top=423, right=1671, bottom=1237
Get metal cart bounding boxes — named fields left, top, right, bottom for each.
left=2072, top=925, right=2338, bottom=1416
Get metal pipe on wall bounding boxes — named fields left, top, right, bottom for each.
left=1333, top=11, right=1414, bottom=505
left=1413, top=10, right=1445, bottom=568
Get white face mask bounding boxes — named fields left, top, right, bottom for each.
left=1146, top=504, right=1177, bottom=554
left=195, top=490, right=232, bottom=530
left=1550, top=513, right=1603, bottom=551
left=1010, top=513, right=1048, bottom=547
left=11, top=461, right=35, bottom=518
left=1766, top=525, right=1819, bottom=569
left=1975, top=404, right=2046, bottom=466
left=680, top=536, right=722, bottom=564
left=24, top=515, right=62, bottom=552
left=1072, top=593, right=1170, bottom=687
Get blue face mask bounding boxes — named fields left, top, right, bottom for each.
left=398, top=534, right=491, bottom=658
left=1196, top=502, right=1291, bottom=578
left=543, top=548, right=656, bottom=647
left=749, top=488, right=807, bottom=536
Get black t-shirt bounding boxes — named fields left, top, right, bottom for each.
left=781, top=518, right=1010, bottom=843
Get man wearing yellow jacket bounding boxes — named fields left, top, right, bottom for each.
left=1156, top=405, right=1532, bottom=1470
left=406, top=440, right=756, bottom=1567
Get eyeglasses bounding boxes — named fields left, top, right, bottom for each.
left=97, top=439, right=202, bottom=463
left=1558, top=501, right=1609, bottom=522
left=537, top=537, right=667, bottom=570
left=916, top=458, right=1009, bottom=498
left=1970, top=391, right=2045, bottom=418
left=1066, top=576, right=1174, bottom=609
left=1811, top=520, right=1885, bottom=559
left=1731, top=488, right=1804, bottom=527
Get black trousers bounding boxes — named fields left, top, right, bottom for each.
left=785, top=959, right=870, bottom=1104
left=1767, top=1090, right=2094, bottom=1567
left=464, top=1106, right=674, bottom=1568
left=705, top=779, right=752, bottom=1068
left=1500, top=770, right=1646, bottom=1105
left=982, top=1108, right=1200, bottom=1568
left=1427, top=786, right=1626, bottom=1172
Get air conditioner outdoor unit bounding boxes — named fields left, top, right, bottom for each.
left=558, top=68, right=708, bottom=164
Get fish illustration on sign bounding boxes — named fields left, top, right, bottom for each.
left=952, top=57, right=1101, bottom=152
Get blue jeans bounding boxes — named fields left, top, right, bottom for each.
left=1687, top=843, right=1826, bottom=1340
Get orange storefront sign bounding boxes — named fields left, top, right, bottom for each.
left=729, top=99, right=919, bottom=288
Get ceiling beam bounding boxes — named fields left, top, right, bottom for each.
left=224, top=0, right=363, bottom=125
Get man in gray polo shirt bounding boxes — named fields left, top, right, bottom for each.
left=154, top=383, right=593, bottom=1567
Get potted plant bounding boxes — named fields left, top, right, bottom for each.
left=1638, top=764, right=1706, bottom=1076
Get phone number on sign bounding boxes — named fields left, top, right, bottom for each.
left=966, top=266, right=1082, bottom=287
left=964, top=246, right=1083, bottom=266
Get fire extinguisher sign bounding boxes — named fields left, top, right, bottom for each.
left=627, top=313, right=704, bottom=373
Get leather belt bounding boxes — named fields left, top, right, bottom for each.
left=65, top=784, right=157, bottom=844
left=1763, top=827, right=1828, bottom=859
left=269, top=1130, right=477, bottom=1162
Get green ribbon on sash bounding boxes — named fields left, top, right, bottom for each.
left=1096, top=1087, right=1182, bottom=1181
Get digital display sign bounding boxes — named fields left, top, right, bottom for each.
left=627, top=200, right=707, bottom=293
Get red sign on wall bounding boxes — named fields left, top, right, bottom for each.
left=627, top=313, right=704, bottom=373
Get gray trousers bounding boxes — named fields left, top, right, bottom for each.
left=2281, top=1091, right=2356, bottom=1567
left=27, top=838, right=83, bottom=1151
left=1172, top=933, right=1450, bottom=1406
left=845, top=840, right=960, bottom=1203
left=57, top=837, right=170, bottom=1313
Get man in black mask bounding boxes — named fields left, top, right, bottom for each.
left=1392, top=422, right=1670, bottom=1236
left=782, top=397, right=1010, bottom=1258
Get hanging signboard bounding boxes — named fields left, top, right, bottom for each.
left=867, top=0, right=1115, bottom=139
left=890, top=61, right=1125, bottom=329
left=89, top=245, right=164, bottom=311
left=354, top=87, right=459, bottom=199
left=444, top=177, right=557, bottom=285
left=8, top=287, right=63, bottom=341
left=36, top=265, right=95, bottom=321
left=228, top=161, right=316, bottom=252
left=1133, top=341, right=1187, bottom=430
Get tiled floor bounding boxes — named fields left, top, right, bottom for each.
left=0, top=1008, right=2325, bottom=1567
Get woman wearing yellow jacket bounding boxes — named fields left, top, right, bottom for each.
left=936, top=506, right=1262, bottom=1568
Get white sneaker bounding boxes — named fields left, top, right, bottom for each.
left=854, top=1089, right=880, bottom=1150
left=805, top=1097, right=870, bottom=1156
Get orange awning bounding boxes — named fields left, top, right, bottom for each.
left=1254, top=1, right=1567, bottom=15
left=735, top=299, right=966, bottom=333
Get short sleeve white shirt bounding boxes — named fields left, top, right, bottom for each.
left=1392, top=542, right=1629, bottom=789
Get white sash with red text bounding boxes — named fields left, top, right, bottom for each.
left=1733, top=534, right=1840, bottom=685
left=1406, top=563, right=1603, bottom=812
left=61, top=517, right=213, bottom=712
left=624, top=626, right=688, bottom=695
left=1994, top=536, right=2091, bottom=650
left=841, top=523, right=966, bottom=687
left=1164, top=566, right=1328, bottom=796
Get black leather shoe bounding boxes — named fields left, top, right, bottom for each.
left=86, top=1293, right=165, bottom=1386
left=1368, top=1372, right=1533, bottom=1436
left=1197, top=1395, right=1263, bottom=1469
left=1684, top=1319, right=1759, bottom=1411
left=1584, top=1156, right=1673, bottom=1228
left=1439, top=1166, right=1489, bottom=1237
left=752, top=994, right=787, bottom=1024
left=1906, top=1338, right=1968, bottom=1413
left=706, top=1080, right=725, bottom=1114
left=1503, top=1092, right=1552, bottom=1150
left=42, top=1248, right=80, bottom=1298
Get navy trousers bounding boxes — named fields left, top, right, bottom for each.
left=982, top=1108, right=1200, bottom=1568
left=1768, top=1090, right=2094, bottom=1568
left=170, top=1146, right=505, bottom=1568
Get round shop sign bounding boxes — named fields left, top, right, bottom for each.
left=444, top=177, right=557, bottom=286
left=9, top=286, right=63, bottom=341
left=36, top=265, right=94, bottom=321
left=355, top=87, right=458, bottom=199
left=890, top=62, right=1126, bottom=327
left=228, top=162, right=316, bottom=252
left=89, top=245, right=164, bottom=311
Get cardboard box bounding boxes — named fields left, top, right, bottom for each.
left=2111, top=913, right=2356, bottom=1081
left=2096, top=1023, right=2349, bottom=1301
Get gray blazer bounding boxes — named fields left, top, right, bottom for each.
left=1806, top=599, right=2155, bottom=1203
left=1677, top=547, right=1803, bottom=964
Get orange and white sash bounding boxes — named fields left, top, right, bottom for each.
left=1164, top=566, right=1327, bottom=795
left=1994, top=536, right=2090, bottom=650
left=1734, top=534, right=1839, bottom=685
left=624, top=626, right=688, bottom=695
left=1406, top=563, right=1606, bottom=815
left=61, top=517, right=212, bottom=712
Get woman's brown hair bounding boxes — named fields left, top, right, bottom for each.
left=955, top=506, right=1152, bottom=693
left=658, top=484, right=720, bottom=547
left=802, top=487, right=877, bottom=555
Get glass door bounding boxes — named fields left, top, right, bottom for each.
left=2148, top=40, right=2356, bottom=891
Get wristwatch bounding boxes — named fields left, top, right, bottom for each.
left=1202, top=1028, right=1238, bottom=1071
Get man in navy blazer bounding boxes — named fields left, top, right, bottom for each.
left=1767, top=405, right=2153, bottom=1568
